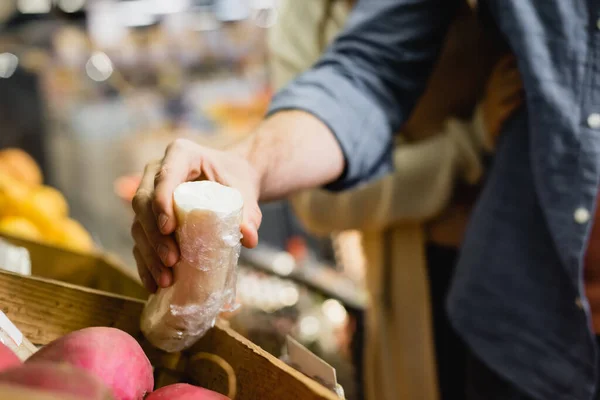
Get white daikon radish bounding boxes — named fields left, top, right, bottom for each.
left=141, top=181, right=243, bottom=352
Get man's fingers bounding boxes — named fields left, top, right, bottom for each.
left=241, top=201, right=262, bottom=248
left=131, top=221, right=168, bottom=286
left=132, top=165, right=180, bottom=267
left=496, top=55, right=517, bottom=73
left=241, top=223, right=258, bottom=248
left=136, top=204, right=180, bottom=268
left=159, top=269, right=173, bottom=289
left=153, top=139, right=202, bottom=235
left=136, top=162, right=160, bottom=201
left=133, top=161, right=174, bottom=289
left=133, top=246, right=157, bottom=293
left=133, top=162, right=160, bottom=219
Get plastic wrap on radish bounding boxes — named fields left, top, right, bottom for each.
left=141, top=181, right=243, bottom=352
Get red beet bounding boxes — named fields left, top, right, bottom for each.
left=0, top=361, right=113, bottom=399
left=27, top=327, right=153, bottom=400
left=0, top=342, right=21, bottom=372
left=0, top=383, right=90, bottom=400
left=145, top=383, right=229, bottom=400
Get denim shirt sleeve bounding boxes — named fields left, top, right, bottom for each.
left=267, top=0, right=460, bottom=190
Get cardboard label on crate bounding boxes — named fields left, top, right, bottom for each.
left=0, top=311, right=22, bottom=346
left=286, top=336, right=337, bottom=389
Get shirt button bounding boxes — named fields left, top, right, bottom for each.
left=588, top=113, right=600, bottom=129
left=576, top=297, right=585, bottom=309
left=574, top=207, right=591, bottom=224
left=597, top=18, right=600, bottom=30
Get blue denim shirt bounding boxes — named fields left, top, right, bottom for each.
left=269, top=0, right=600, bottom=399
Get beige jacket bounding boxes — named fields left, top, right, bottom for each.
left=268, top=1, right=490, bottom=399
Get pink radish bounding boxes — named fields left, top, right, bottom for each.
left=146, top=383, right=229, bottom=399
left=0, top=342, right=21, bottom=372
left=0, top=361, right=113, bottom=399
left=0, top=383, right=90, bottom=400
left=27, top=327, right=152, bottom=400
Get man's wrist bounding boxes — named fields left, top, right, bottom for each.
left=228, top=110, right=345, bottom=202
left=228, top=127, right=270, bottom=200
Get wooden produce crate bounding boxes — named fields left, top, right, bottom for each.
left=0, top=270, right=340, bottom=400
left=0, top=233, right=147, bottom=300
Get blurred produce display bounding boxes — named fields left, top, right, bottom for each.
left=0, top=0, right=281, bottom=264
left=205, top=87, right=271, bottom=134
left=226, top=266, right=358, bottom=400
left=0, top=2, right=363, bottom=398
left=0, top=148, right=94, bottom=252
left=0, top=148, right=42, bottom=186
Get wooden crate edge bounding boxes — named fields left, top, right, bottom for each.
left=0, top=271, right=340, bottom=400
left=212, top=321, right=340, bottom=400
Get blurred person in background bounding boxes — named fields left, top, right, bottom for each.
left=0, top=51, right=48, bottom=178
left=131, top=0, right=600, bottom=399
left=268, top=0, right=521, bottom=399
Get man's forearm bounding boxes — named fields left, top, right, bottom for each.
left=232, top=110, right=345, bottom=202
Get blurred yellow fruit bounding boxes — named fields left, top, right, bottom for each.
left=31, top=186, right=69, bottom=218
left=17, top=186, right=69, bottom=235
left=0, top=164, right=94, bottom=252
left=0, top=216, right=43, bottom=241
left=56, top=218, right=94, bottom=252
left=0, top=173, right=30, bottom=218
left=0, top=148, right=43, bottom=186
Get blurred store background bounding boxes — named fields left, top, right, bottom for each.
left=0, top=1, right=366, bottom=398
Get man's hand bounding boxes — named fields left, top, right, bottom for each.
left=131, top=139, right=262, bottom=292
left=482, top=55, right=524, bottom=145
left=131, top=111, right=345, bottom=292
